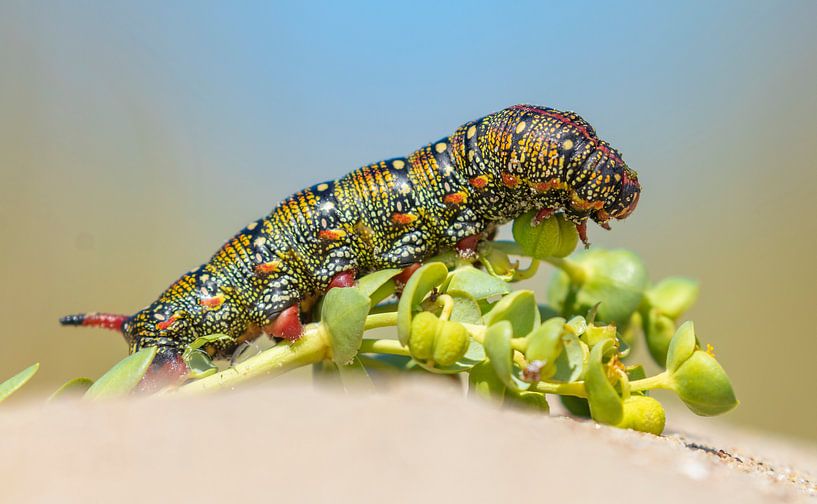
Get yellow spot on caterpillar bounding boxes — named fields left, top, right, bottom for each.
left=563, top=139, right=574, bottom=150
left=247, top=221, right=258, bottom=230
left=467, top=125, right=477, bottom=139
left=393, top=159, right=405, bottom=169
left=516, top=121, right=527, bottom=134
left=435, top=142, right=447, bottom=153
left=317, top=183, right=329, bottom=191
left=614, top=173, right=621, bottom=182
left=254, top=237, right=267, bottom=247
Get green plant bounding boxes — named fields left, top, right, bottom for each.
left=4, top=212, right=737, bottom=435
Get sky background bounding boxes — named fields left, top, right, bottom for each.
left=1, top=1, right=816, bottom=441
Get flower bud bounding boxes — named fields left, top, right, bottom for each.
left=525, top=317, right=565, bottom=373
left=670, top=350, right=738, bottom=416
left=646, top=277, right=699, bottom=319
left=548, top=249, right=649, bottom=328
left=582, top=323, right=617, bottom=348
left=408, top=311, right=439, bottom=361
left=512, top=212, right=579, bottom=259
left=615, top=396, right=666, bottom=435
left=433, top=321, right=470, bottom=367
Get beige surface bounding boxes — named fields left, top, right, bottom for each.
left=1, top=381, right=814, bottom=503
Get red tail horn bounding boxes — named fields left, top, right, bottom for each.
left=59, top=312, right=129, bottom=331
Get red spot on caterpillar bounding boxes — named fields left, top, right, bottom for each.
left=319, top=229, right=346, bottom=241
left=501, top=173, right=519, bottom=188
left=266, top=305, right=302, bottom=341
left=443, top=191, right=467, bottom=205
left=469, top=175, right=489, bottom=188
left=533, top=180, right=563, bottom=193
left=254, top=261, right=281, bottom=276
left=534, top=208, right=554, bottom=224
left=391, top=213, right=418, bottom=225
left=456, top=234, right=482, bottom=255
left=328, top=270, right=356, bottom=290
left=199, top=294, right=225, bottom=309
left=156, top=314, right=179, bottom=331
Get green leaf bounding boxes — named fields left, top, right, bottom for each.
left=321, top=287, right=371, bottom=365
left=468, top=360, right=506, bottom=402
left=671, top=350, right=738, bottom=416
left=182, top=333, right=232, bottom=362
left=483, top=321, right=515, bottom=389
left=483, top=290, right=540, bottom=338
left=646, top=276, right=699, bottom=319
left=356, top=268, right=401, bottom=301
left=397, top=262, right=448, bottom=345
left=336, top=356, right=376, bottom=393
left=445, top=266, right=510, bottom=301
left=505, top=390, right=550, bottom=413
left=644, top=308, right=677, bottom=367
left=185, top=350, right=218, bottom=379
left=512, top=212, right=579, bottom=259
left=551, top=332, right=586, bottom=382
left=49, top=377, right=94, bottom=401
left=560, top=395, right=591, bottom=418
left=584, top=339, right=623, bottom=425
left=0, top=363, right=39, bottom=403
left=85, top=348, right=158, bottom=400
left=665, top=321, right=697, bottom=373
left=548, top=248, right=649, bottom=327
left=525, top=317, right=565, bottom=369
left=447, top=289, right=483, bottom=324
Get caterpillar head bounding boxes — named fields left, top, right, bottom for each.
left=123, top=304, right=194, bottom=354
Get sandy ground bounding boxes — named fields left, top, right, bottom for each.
left=0, top=379, right=815, bottom=503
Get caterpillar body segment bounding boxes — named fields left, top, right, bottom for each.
left=61, top=104, right=641, bottom=360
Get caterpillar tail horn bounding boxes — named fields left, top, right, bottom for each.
left=59, top=312, right=129, bottom=332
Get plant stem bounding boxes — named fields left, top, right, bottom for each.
left=629, top=371, right=672, bottom=392
left=365, top=312, right=398, bottom=330
left=534, top=380, right=588, bottom=398
left=358, top=338, right=411, bottom=356
left=543, top=257, right=586, bottom=284
left=177, top=324, right=329, bottom=395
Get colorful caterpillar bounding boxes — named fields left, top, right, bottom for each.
left=61, top=104, right=640, bottom=366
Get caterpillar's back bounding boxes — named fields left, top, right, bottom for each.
left=60, top=104, right=640, bottom=363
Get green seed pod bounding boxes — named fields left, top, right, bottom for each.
left=512, top=212, right=579, bottom=259
left=548, top=249, right=649, bottom=328
left=408, top=311, right=440, bottom=361
left=615, top=396, right=666, bottom=435
left=433, top=321, right=470, bottom=366
left=671, top=350, right=738, bottom=416
left=644, top=308, right=677, bottom=367
left=646, top=277, right=699, bottom=319
left=525, top=317, right=565, bottom=367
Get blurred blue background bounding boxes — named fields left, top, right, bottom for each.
left=1, top=1, right=816, bottom=440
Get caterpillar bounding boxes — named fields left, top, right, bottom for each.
left=60, top=104, right=640, bottom=366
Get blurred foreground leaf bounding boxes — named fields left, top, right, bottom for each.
left=0, top=363, right=39, bottom=403
left=84, top=347, right=157, bottom=400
